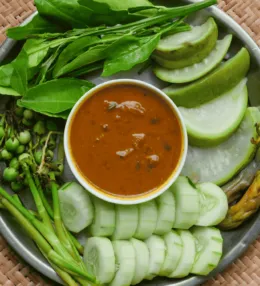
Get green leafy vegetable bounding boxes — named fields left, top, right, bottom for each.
left=0, top=86, right=20, bottom=96
left=102, top=34, right=160, bottom=76
left=7, top=15, right=65, bottom=40
left=0, top=64, right=13, bottom=87
left=18, top=78, right=94, bottom=115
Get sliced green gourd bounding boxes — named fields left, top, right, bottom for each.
left=112, top=205, right=138, bottom=240
left=168, top=230, right=196, bottom=278
left=155, top=18, right=218, bottom=66
left=154, top=35, right=232, bottom=83
left=58, top=182, right=94, bottom=233
left=130, top=238, right=149, bottom=285
left=191, top=226, right=223, bottom=275
left=182, top=107, right=260, bottom=185
left=179, top=79, right=248, bottom=147
left=160, top=230, right=183, bottom=277
left=170, top=176, right=200, bottom=229
left=163, top=48, right=250, bottom=108
left=196, top=182, right=228, bottom=226
left=154, top=190, right=175, bottom=235
left=134, top=200, right=157, bottom=240
left=145, top=235, right=166, bottom=280
left=83, top=237, right=116, bottom=284
left=110, top=241, right=135, bottom=286
left=89, top=197, right=115, bottom=237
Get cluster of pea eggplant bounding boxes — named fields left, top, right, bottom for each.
left=0, top=104, right=63, bottom=192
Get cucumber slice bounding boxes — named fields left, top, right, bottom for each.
left=112, top=205, right=138, bottom=240
left=182, top=107, right=260, bottom=185
left=130, top=238, right=149, bottom=285
left=163, top=48, right=250, bottom=107
left=196, top=182, right=228, bottom=226
left=191, top=226, right=223, bottom=275
left=58, top=182, right=94, bottom=233
left=154, top=190, right=175, bottom=235
left=179, top=79, right=248, bottom=147
left=154, top=35, right=232, bottom=83
left=145, top=235, right=166, bottom=280
left=110, top=241, right=135, bottom=286
left=90, top=197, right=115, bottom=237
left=169, top=230, right=196, bottom=278
left=170, top=176, right=200, bottom=229
left=83, top=237, right=115, bottom=284
left=134, top=200, right=157, bottom=240
left=156, top=18, right=218, bottom=63
left=160, top=230, right=183, bottom=277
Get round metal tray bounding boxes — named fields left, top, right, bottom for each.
left=1, top=1, right=260, bottom=285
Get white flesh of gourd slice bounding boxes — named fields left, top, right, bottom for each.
left=156, top=17, right=216, bottom=53
left=160, top=230, right=183, bottom=276
left=154, top=190, right=175, bottom=235
left=112, top=205, right=138, bottom=240
left=191, top=226, right=223, bottom=275
left=110, top=241, right=135, bottom=286
left=134, top=200, right=157, bottom=240
left=58, top=182, right=94, bottom=233
left=154, top=35, right=232, bottom=83
left=196, top=182, right=228, bottom=226
left=145, top=235, right=166, bottom=280
left=168, top=230, right=196, bottom=278
left=170, top=176, right=200, bottom=229
left=182, top=107, right=260, bottom=185
left=83, top=237, right=116, bottom=284
left=90, top=196, right=115, bottom=237
left=179, top=79, right=248, bottom=147
left=130, top=238, right=149, bottom=285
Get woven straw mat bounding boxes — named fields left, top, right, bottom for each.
left=0, top=0, right=260, bottom=285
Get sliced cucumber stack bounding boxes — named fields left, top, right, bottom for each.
left=90, top=197, right=115, bottom=237
left=170, top=176, right=200, bottom=229
left=83, top=237, right=116, bottom=284
left=110, top=241, right=135, bottom=286
left=179, top=79, right=248, bottom=147
left=154, top=190, right=175, bottom=235
left=196, top=182, right=228, bottom=226
left=130, top=238, right=149, bottom=285
left=160, top=230, right=183, bottom=277
left=154, top=35, right=232, bottom=83
left=145, top=235, right=166, bottom=280
left=134, top=200, right=157, bottom=240
left=191, top=226, right=223, bottom=275
left=112, top=205, right=138, bottom=240
left=169, top=230, right=195, bottom=278
left=182, top=107, right=260, bottom=185
left=163, top=48, right=250, bottom=108
left=58, top=182, right=94, bottom=233
left=155, top=18, right=218, bottom=69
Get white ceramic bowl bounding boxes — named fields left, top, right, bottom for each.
left=64, top=79, right=188, bottom=204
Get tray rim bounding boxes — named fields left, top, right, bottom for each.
left=1, top=2, right=260, bottom=285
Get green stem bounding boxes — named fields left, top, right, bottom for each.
left=0, top=187, right=78, bottom=267
left=35, top=176, right=54, bottom=219
left=50, top=172, right=78, bottom=261
left=0, top=198, right=94, bottom=281
left=12, top=194, right=23, bottom=205
left=21, top=162, right=53, bottom=230
left=67, top=230, right=84, bottom=255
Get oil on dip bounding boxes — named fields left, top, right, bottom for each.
left=68, top=84, right=183, bottom=197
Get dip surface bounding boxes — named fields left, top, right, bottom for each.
left=69, top=84, right=183, bottom=196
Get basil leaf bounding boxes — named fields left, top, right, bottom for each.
left=102, top=34, right=160, bottom=76
left=79, top=0, right=152, bottom=13
left=7, top=15, right=65, bottom=40
left=38, top=109, right=70, bottom=119
left=10, top=50, right=28, bottom=96
left=53, top=36, right=100, bottom=77
left=54, top=44, right=109, bottom=78
left=18, top=78, right=94, bottom=114
left=0, top=86, right=20, bottom=96
left=35, top=0, right=93, bottom=28
left=0, top=64, right=13, bottom=87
